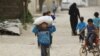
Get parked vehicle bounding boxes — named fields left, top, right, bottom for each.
left=61, top=0, right=88, bottom=11
left=61, top=0, right=71, bottom=10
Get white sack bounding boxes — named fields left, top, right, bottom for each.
left=34, top=16, right=53, bottom=25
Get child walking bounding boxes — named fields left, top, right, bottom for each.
left=32, top=20, right=56, bottom=56
left=77, top=17, right=87, bottom=43
left=93, top=12, right=100, bottom=37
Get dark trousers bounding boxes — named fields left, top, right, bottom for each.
left=70, top=17, right=78, bottom=35
left=41, top=45, right=50, bottom=56
left=79, top=31, right=85, bottom=41
left=87, top=33, right=96, bottom=49
left=53, top=9, right=57, bottom=15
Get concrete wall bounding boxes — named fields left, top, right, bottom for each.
left=97, top=0, right=100, bottom=6
left=28, top=0, right=60, bottom=15
left=44, top=0, right=53, bottom=11
left=88, top=0, right=98, bottom=6
left=28, top=0, right=36, bottom=16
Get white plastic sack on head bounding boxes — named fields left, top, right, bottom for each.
left=33, top=16, right=53, bottom=25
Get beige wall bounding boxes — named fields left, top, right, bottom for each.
left=44, top=0, right=53, bottom=11
left=28, top=0, right=36, bottom=16
left=88, top=0, right=100, bottom=6
left=28, top=0, right=60, bottom=15
left=44, top=0, right=59, bottom=11
left=97, top=0, right=100, bottom=6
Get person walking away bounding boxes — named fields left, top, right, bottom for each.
left=52, top=1, right=57, bottom=16
left=69, top=3, right=80, bottom=36
left=93, top=12, right=100, bottom=38
left=32, top=22, right=56, bottom=56
left=76, top=17, right=87, bottom=43
left=42, top=11, right=56, bottom=46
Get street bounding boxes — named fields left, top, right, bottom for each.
left=0, top=6, right=100, bottom=56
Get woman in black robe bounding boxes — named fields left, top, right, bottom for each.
left=69, top=3, right=80, bottom=36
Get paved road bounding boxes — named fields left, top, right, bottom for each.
left=0, top=6, right=100, bottom=56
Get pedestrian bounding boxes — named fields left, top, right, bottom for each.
left=93, top=12, right=100, bottom=36
left=42, top=11, right=56, bottom=46
left=69, top=3, right=80, bottom=36
left=51, top=1, right=57, bottom=16
left=42, top=3, right=48, bottom=14
left=32, top=16, right=56, bottom=56
left=76, top=17, right=87, bottom=43
left=86, top=19, right=98, bottom=51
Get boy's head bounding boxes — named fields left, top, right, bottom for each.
left=94, top=12, right=99, bottom=18
left=80, top=17, right=84, bottom=22
left=39, top=22, right=48, bottom=30
left=87, top=19, right=93, bottom=26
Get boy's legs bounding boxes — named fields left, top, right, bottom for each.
left=82, top=31, right=85, bottom=41
left=41, top=45, right=46, bottom=56
left=46, top=47, right=50, bottom=56
left=41, top=45, right=50, bottom=56
left=88, top=33, right=95, bottom=49
left=79, top=31, right=85, bottom=42
left=53, top=9, right=56, bottom=16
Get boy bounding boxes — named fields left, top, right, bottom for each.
left=42, top=11, right=55, bottom=46
left=52, top=1, right=57, bottom=16
left=93, top=12, right=100, bottom=36
left=76, top=17, right=86, bottom=43
left=86, top=19, right=98, bottom=50
left=32, top=22, right=56, bottom=56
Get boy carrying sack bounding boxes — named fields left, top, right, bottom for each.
left=32, top=16, right=56, bottom=56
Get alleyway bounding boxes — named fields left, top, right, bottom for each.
left=0, top=6, right=100, bottom=56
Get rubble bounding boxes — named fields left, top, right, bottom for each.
left=0, top=19, right=22, bottom=36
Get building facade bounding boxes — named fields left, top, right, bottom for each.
left=28, top=0, right=57, bottom=16
left=28, top=0, right=100, bottom=16
left=88, top=0, right=100, bottom=6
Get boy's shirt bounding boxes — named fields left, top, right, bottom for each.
left=93, top=17, right=100, bottom=28
left=32, top=25, right=56, bottom=34
left=87, top=25, right=96, bottom=34
left=76, top=22, right=87, bottom=31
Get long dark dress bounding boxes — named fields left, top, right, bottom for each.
left=69, top=3, right=80, bottom=35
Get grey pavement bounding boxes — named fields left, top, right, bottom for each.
left=0, top=6, right=100, bottom=56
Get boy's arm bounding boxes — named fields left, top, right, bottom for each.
left=49, top=25, right=56, bottom=33
left=93, top=26, right=99, bottom=35
left=79, top=26, right=87, bottom=34
left=32, top=26, right=39, bottom=35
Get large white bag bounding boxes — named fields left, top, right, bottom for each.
left=34, top=16, right=53, bottom=25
